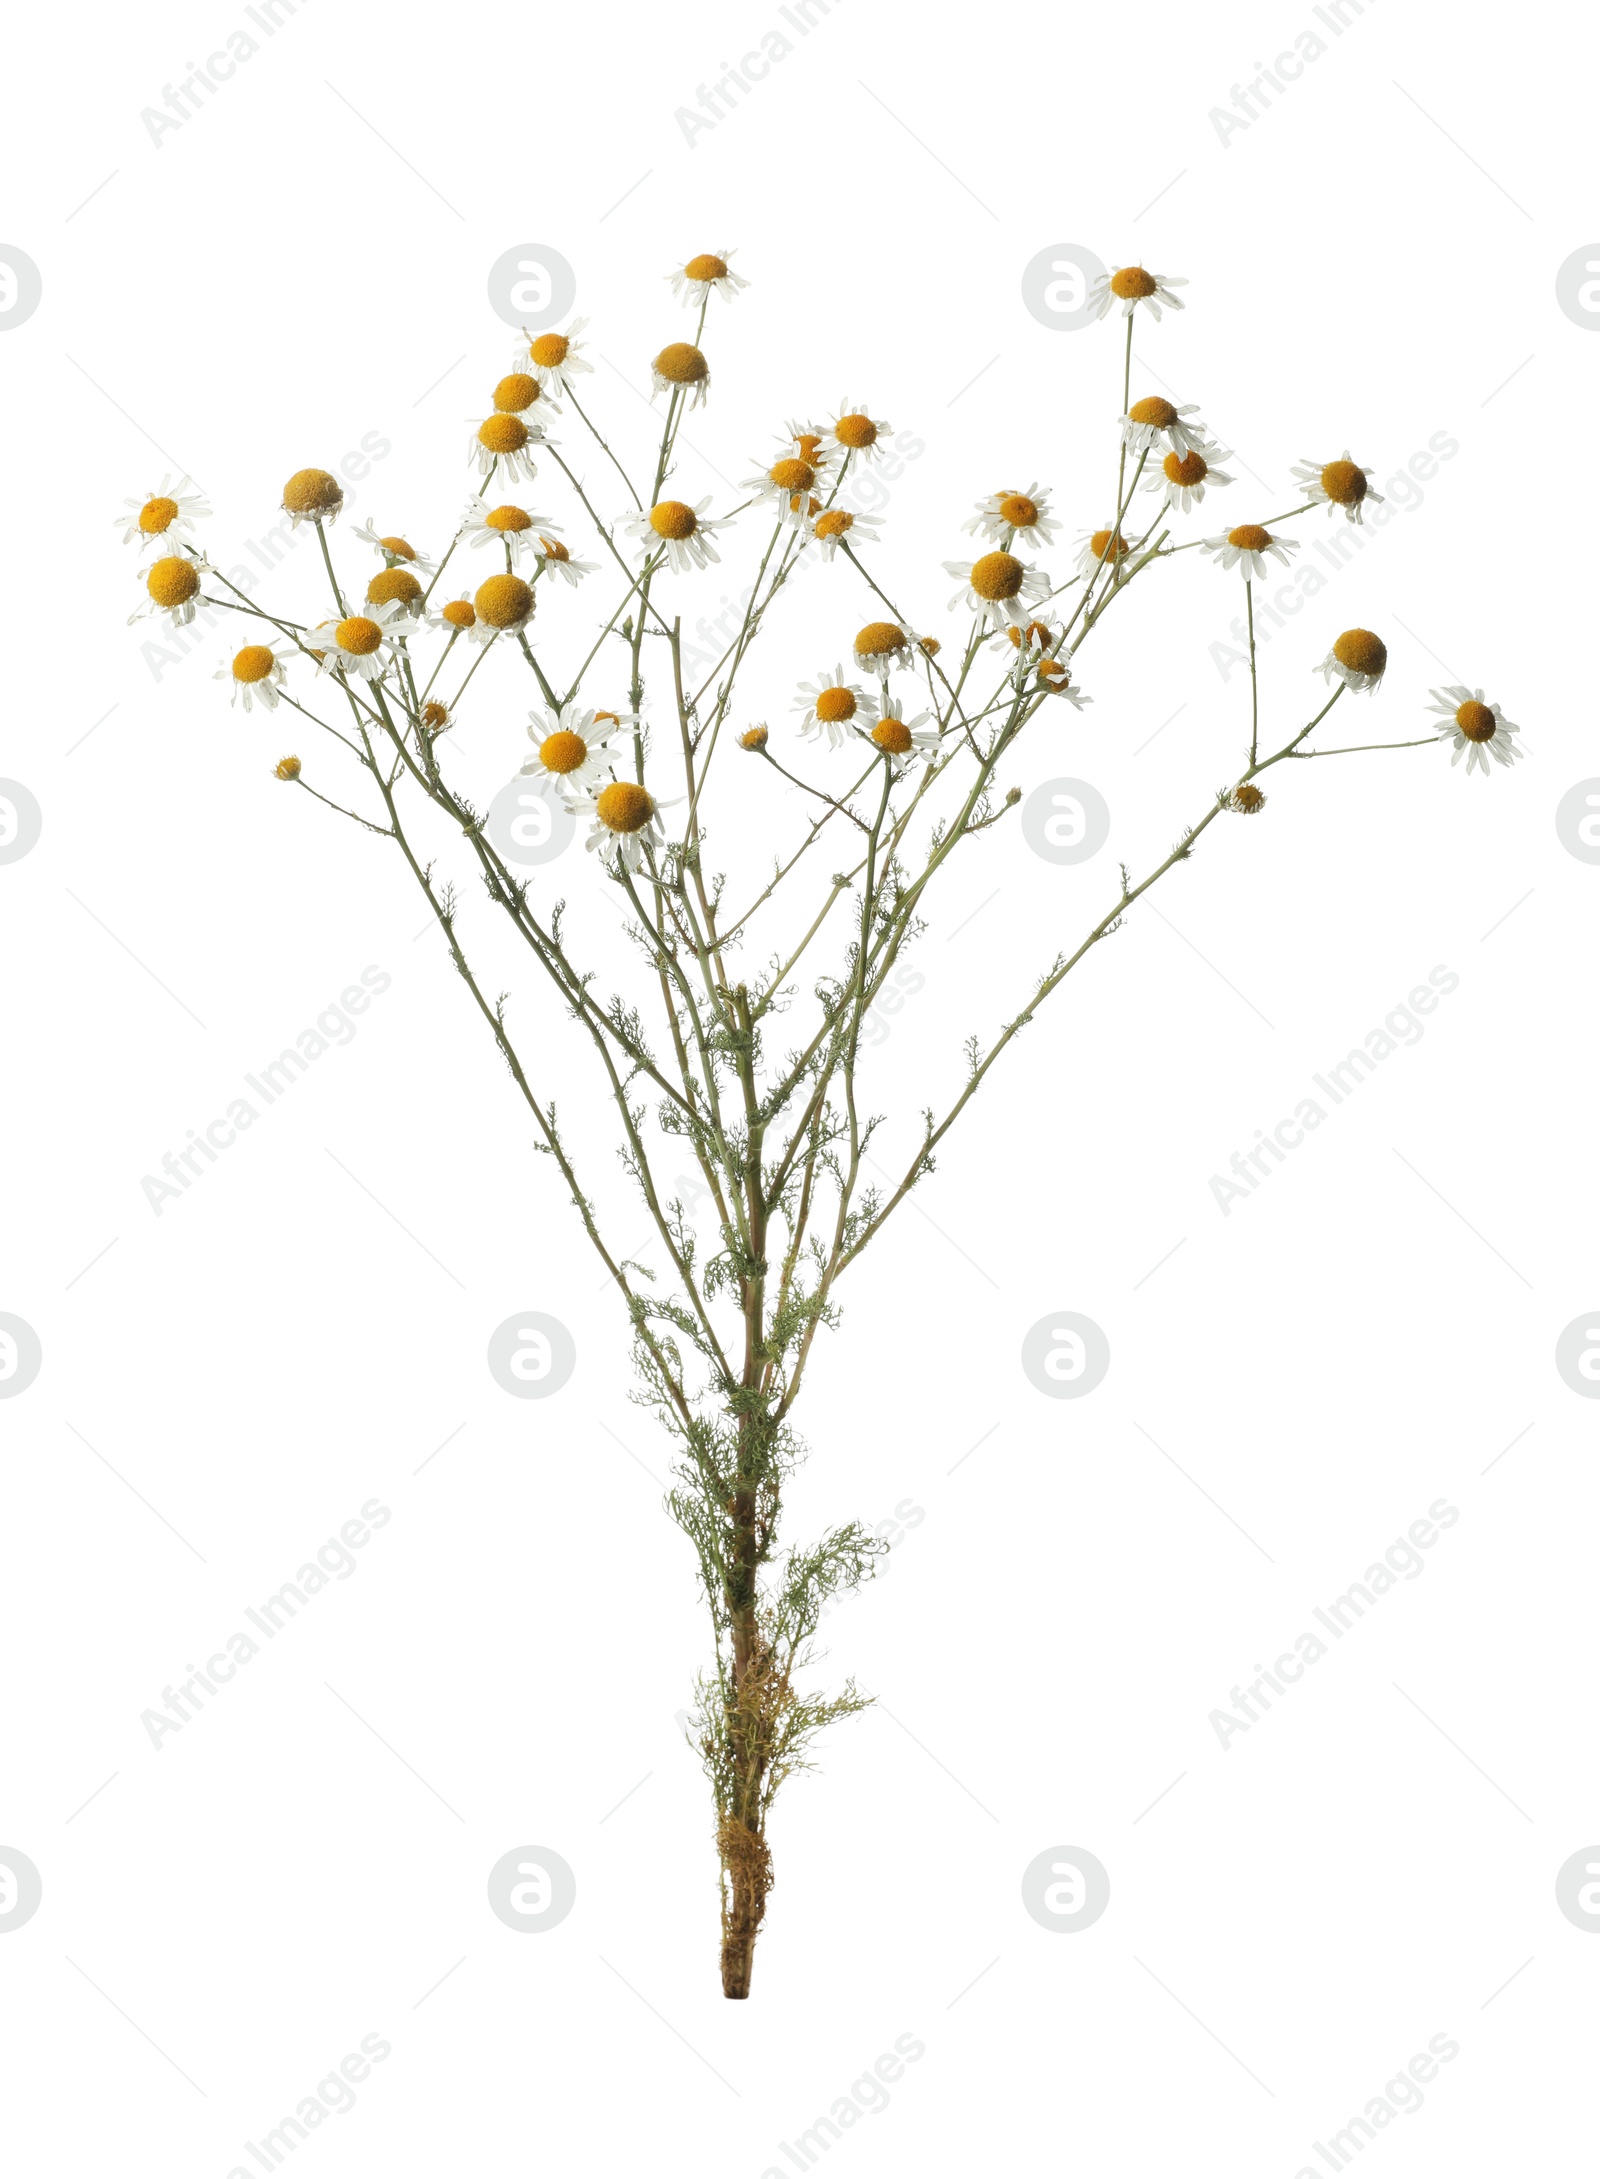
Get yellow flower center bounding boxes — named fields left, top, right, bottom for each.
left=1456, top=699, right=1497, bottom=742
left=596, top=781, right=655, bottom=834
left=997, top=493, right=1038, bottom=527
left=740, top=726, right=769, bottom=750
left=684, top=253, right=728, bottom=281
left=541, top=537, right=570, bottom=561
left=1006, top=620, right=1055, bottom=649
left=282, top=468, right=343, bottom=515
left=275, top=757, right=301, bottom=780
left=422, top=702, right=450, bottom=729
left=1164, top=451, right=1207, bottom=484
left=1111, top=266, right=1158, bottom=299
left=1129, top=396, right=1178, bottom=427
left=441, top=599, right=476, bottom=628
left=795, top=433, right=824, bottom=462
left=873, top=719, right=913, bottom=755
left=834, top=412, right=878, bottom=449
left=494, top=373, right=538, bottom=412
left=540, top=729, right=589, bottom=774
left=367, top=568, right=422, bottom=605
left=1089, top=529, right=1130, bottom=561
left=1037, top=659, right=1069, bottom=687
left=379, top=535, right=415, bottom=559
left=654, top=342, right=708, bottom=385
left=594, top=710, right=621, bottom=725
left=335, top=615, right=383, bottom=656
left=233, top=644, right=276, bottom=683
left=854, top=621, right=905, bottom=658
left=147, top=556, right=200, bottom=607
left=815, top=687, right=856, bottom=723
left=769, top=457, right=815, bottom=492
left=139, top=496, right=179, bottom=534
left=1333, top=628, right=1386, bottom=675
left=969, top=551, right=1024, bottom=601
left=813, top=510, right=853, bottom=538
left=1321, top=459, right=1367, bottom=505
left=919, top=636, right=941, bottom=657
left=479, top=414, right=529, bottom=454
left=650, top=499, right=698, bottom=541
left=475, top=574, right=534, bottom=628
left=530, top=332, right=569, bottom=367
left=1228, top=525, right=1271, bottom=552
left=1233, top=783, right=1265, bottom=811
left=486, top=505, right=533, bottom=533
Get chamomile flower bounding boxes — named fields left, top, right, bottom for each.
left=469, top=412, right=543, bottom=485
left=116, top=475, right=210, bottom=551
left=744, top=452, right=824, bottom=527
left=995, top=622, right=1092, bottom=709
left=349, top=518, right=437, bottom=573
left=852, top=621, right=920, bottom=681
left=1091, top=264, right=1188, bottom=320
left=827, top=402, right=893, bottom=464
left=777, top=423, right=838, bottom=480
left=306, top=598, right=413, bottom=681
left=807, top=508, right=881, bottom=560
left=521, top=704, right=628, bottom=797
left=365, top=565, right=427, bottom=618
left=651, top=342, right=711, bottom=408
left=427, top=592, right=478, bottom=637
left=129, top=554, right=211, bottom=627
left=861, top=696, right=940, bottom=771
left=1120, top=396, right=1210, bottom=458
left=1199, top=523, right=1301, bottom=581
left=1143, top=444, right=1234, bottom=514
left=581, top=780, right=671, bottom=872
left=964, top=485, right=1061, bottom=550
left=519, top=319, right=592, bottom=397
left=491, top=374, right=562, bottom=435
left=944, top=549, right=1050, bottom=629
left=463, top=497, right=556, bottom=566
left=1316, top=628, right=1388, bottom=696
left=215, top=638, right=292, bottom=712
left=534, top=535, right=598, bottom=586
left=281, top=468, right=345, bottom=528
left=469, top=574, right=536, bottom=642
left=1291, top=451, right=1384, bottom=525
left=669, top=250, right=748, bottom=307
left=1074, top=526, right=1135, bottom=582
left=794, top=669, right=877, bottom=748
left=1426, top=687, right=1524, bottom=776
left=622, top=497, right=728, bottom=574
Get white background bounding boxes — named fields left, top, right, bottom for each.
left=2, top=0, right=1596, bottom=2172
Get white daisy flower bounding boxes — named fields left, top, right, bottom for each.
left=462, top=496, right=557, bottom=567
left=518, top=318, right=592, bottom=397
left=581, top=780, right=672, bottom=873
left=859, top=695, right=940, bottom=772
left=964, top=484, right=1061, bottom=550
left=349, top=518, right=437, bottom=573
left=777, top=423, right=838, bottom=480
left=469, top=414, right=544, bottom=485
left=621, top=497, right=728, bottom=574
left=215, top=637, right=292, bottom=712
left=1292, top=451, right=1385, bottom=526
left=1199, top=523, right=1301, bottom=581
left=743, top=451, right=828, bottom=528
left=466, top=574, right=537, bottom=646
left=522, top=704, right=630, bottom=798
left=943, top=549, right=1051, bottom=629
left=794, top=669, right=878, bottom=749
left=651, top=342, right=711, bottom=408
left=806, top=507, right=882, bottom=561
left=128, top=554, right=211, bottom=628
left=827, top=400, right=893, bottom=464
left=427, top=592, right=478, bottom=638
left=117, top=475, right=209, bottom=551
left=306, top=598, right=413, bottom=681
left=362, top=564, right=429, bottom=618
left=852, top=621, right=923, bottom=682
left=669, top=250, right=748, bottom=307
left=993, top=621, right=1092, bottom=709
left=1316, top=629, right=1388, bottom=696
left=534, top=535, right=599, bottom=586
left=1091, top=264, right=1188, bottom=320
left=1427, top=687, right=1524, bottom=776
left=1073, top=526, right=1135, bottom=583
left=282, top=469, right=346, bottom=529
left=1120, top=397, right=1211, bottom=458
left=1142, top=444, right=1234, bottom=514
